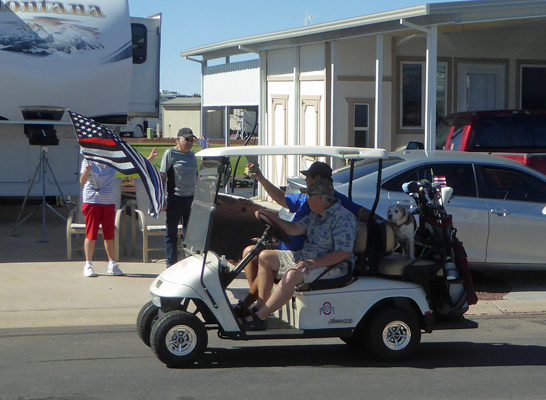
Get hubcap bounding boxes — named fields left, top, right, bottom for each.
left=382, top=320, right=411, bottom=351
left=165, top=325, right=197, bottom=356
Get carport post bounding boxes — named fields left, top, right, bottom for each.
left=425, top=27, right=438, bottom=151
left=374, top=34, right=384, bottom=149
left=224, top=106, right=230, bottom=147
left=400, top=20, right=438, bottom=151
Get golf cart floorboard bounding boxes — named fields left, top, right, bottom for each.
left=242, top=316, right=351, bottom=339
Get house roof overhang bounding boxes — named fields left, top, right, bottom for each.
left=181, top=0, right=546, bottom=61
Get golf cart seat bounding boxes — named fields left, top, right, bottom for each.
left=298, top=222, right=369, bottom=291
left=377, top=256, right=439, bottom=279
left=370, top=221, right=440, bottom=280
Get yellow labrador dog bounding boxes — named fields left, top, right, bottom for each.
left=387, top=205, right=417, bottom=261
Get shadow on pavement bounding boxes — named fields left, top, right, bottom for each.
left=472, top=269, right=546, bottom=293
left=190, top=341, right=546, bottom=370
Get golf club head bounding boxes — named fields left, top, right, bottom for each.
left=402, top=181, right=420, bottom=194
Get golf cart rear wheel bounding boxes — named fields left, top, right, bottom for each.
left=151, top=310, right=208, bottom=368
left=367, top=307, right=420, bottom=361
left=136, top=300, right=159, bottom=347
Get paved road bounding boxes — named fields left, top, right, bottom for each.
left=1, top=201, right=546, bottom=400
left=1, top=315, right=545, bottom=400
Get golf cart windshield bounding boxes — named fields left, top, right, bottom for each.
left=183, top=157, right=225, bottom=254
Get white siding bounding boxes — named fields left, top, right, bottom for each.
left=203, top=65, right=260, bottom=107
left=265, top=45, right=328, bottom=187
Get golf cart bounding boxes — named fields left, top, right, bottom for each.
left=137, top=146, right=477, bottom=368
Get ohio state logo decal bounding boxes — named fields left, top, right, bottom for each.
left=319, top=301, right=335, bottom=316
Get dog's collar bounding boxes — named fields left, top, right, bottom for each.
left=397, top=219, right=414, bottom=228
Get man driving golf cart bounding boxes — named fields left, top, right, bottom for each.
left=239, top=178, right=360, bottom=331
left=235, top=161, right=376, bottom=317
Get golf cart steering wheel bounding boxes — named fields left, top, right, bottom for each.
left=257, top=211, right=291, bottom=244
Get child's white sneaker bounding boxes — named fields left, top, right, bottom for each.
left=107, top=262, right=124, bottom=276
left=83, top=262, right=96, bottom=277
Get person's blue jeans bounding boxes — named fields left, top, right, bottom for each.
left=165, top=194, right=193, bottom=267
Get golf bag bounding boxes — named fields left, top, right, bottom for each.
left=406, top=179, right=477, bottom=317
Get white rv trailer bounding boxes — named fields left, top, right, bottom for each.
left=0, top=0, right=160, bottom=196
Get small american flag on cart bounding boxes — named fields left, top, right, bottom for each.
left=433, top=175, right=447, bottom=187
left=69, top=111, right=165, bottom=218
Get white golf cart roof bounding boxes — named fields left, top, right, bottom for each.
left=196, top=145, right=388, bottom=160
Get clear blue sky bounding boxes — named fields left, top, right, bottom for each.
left=127, top=0, right=461, bottom=95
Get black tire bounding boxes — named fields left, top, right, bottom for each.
left=150, top=310, right=208, bottom=368
left=366, top=307, right=421, bottom=362
left=136, top=300, right=159, bottom=347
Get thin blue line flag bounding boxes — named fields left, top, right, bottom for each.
left=69, top=111, right=165, bottom=218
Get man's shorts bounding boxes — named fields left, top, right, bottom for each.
left=82, top=203, right=115, bottom=240
left=276, top=250, right=346, bottom=284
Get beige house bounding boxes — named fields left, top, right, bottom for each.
left=183, top=0, right=546, bottom=184
left=161, top=96, right=257, bottom=140
left=161, top=97, right=202, bottom=138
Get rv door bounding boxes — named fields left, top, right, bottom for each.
left=129, top=15, right=162, bottom=118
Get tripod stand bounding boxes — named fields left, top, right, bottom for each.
left=12, top=146, right=71, bottom=242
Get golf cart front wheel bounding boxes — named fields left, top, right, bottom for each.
left=136, top=300, right=159, bottom=347
left=151, top=310, right=208, bottom=368
left=367, top=307, right=421, bottom=361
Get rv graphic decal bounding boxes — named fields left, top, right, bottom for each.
left=0, top=1, right=110, bottom=57
left=0, top=2, right=105, bottom=18
left=0, top=16, right=104, bottom=56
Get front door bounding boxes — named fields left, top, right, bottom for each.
left=457, top=62, right=506, bottom=111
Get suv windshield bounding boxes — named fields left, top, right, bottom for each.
left=333, top=158, right=404, bottom=184
left=472, top=114, right=546, bottom=150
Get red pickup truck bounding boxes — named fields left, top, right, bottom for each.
left=438, top=110, right=546, bottom=175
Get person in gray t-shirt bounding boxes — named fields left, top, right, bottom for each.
left=160, top=127, right=198, bottom=267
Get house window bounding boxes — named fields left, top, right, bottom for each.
left=401, top=62, right=447, bottom=128
left=521, top=65, right=546, bottom=109
left=354, top=103, right=369, bottom=147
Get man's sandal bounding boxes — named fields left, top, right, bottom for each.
left=239, top=309, right=267, bottom=331
left=233, top=300, right=251, bottom=318
left=233, top=301, right=259, bottom=319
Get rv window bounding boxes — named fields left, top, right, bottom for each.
left=131, top=24, right=147, bottom=64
